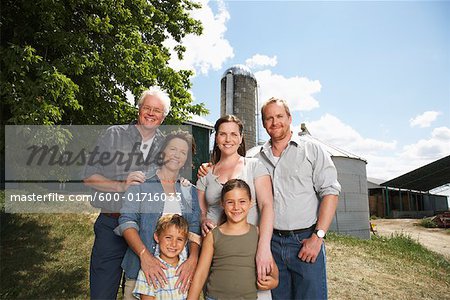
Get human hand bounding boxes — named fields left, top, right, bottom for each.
left=123, top=171, right=146, bottom=191
left=257, top=273, right=278, bottom=290
left=201, top=218, right=216, bottom=237
left=180, top=177, right=192, bottom=187
left=175, top=256, right=198, bottom=293
left=256, top=245, right=273, bottom=281
left=197, top=162, right=212, bottom=178
left=298, top=235, right=323, bottom=263
left=140, top=249, right=168, bottom=289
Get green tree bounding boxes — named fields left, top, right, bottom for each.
left=1, top=0, right=208, bottom=126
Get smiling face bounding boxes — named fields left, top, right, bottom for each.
left=161, top=137, right=189, bottom=172
left=262, top=101, right=292, bottom=141
left=222, top=188, right=251, bottom=224
left=154, top=225, right=187, bottom=264
left=215, top=121, right=243, bottom=157
left=137, top=95, right=166, bottom=130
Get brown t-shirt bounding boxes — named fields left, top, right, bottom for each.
left=207, top=225, right=258, bottom=300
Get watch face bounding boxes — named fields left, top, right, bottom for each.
left=316, top=230, right=325, bottom=238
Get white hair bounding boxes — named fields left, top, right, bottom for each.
left=138, top=86, right=171, bottom=117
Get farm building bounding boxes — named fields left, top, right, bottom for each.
left=368, top=155, right=450, bottom=218
left=184, top=115, right=214, bottom=180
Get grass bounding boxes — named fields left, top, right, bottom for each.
left=0, top=212, right=95, bottom=299
left=417, top=217, right=439, bottom=228
left=328, top=232, right=449, bottom=278
left=327, top=232, right=450, bottom=299
left=1, top=188, right=449, bottom=299
left=1, top=188, right=95, bottom=299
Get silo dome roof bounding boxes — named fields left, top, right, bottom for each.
left=222, top=64, right=256, bottom=81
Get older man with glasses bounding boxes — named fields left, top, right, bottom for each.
left=84, top=87, right=170, bottom=300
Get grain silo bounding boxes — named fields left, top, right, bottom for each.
left=298, top=127, right=370, bottom=239
left=220, top=65, right=257, bottom=148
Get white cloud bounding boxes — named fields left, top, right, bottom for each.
left=255, top=70, right=321, bottom=112
left=409, top=110, right=442, bottom=128
left=165, top=0, right=234, bottom=75
left=296, top=114, right=450, bottom=181
left=402, top=127, right=450, bottom=160
left=304, top=113, right=397, bottom=156
left=245, top=54, right=278, bottom=69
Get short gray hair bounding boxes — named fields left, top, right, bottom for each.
left=138, top=87, right=171, bottom=117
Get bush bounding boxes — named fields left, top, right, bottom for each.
left=418, top=217, right=438, bottom=228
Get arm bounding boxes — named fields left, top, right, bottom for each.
left=175, top=185, right=202, bottom=292
left=298, top=143, right=340, bottom=263
left=198, top=189, right=216, bottom=236
left=254, top=175, right=275, bottom=280
left=298, top=194, right=338, bottom=263
left=187, top=231, right=214, bottom=300
left=257, top=258, right=279, bottom=290
left=175, top=241, right=200, bottom=293
left=122, top=228, right=168, bottom=288
left=197, top=162, right=212, bottom=178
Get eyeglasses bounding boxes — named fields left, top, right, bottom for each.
left=140, top=105, right=164, bottom=115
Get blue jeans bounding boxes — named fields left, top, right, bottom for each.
left=271, top=229, right=327, bottom=300
left=90, top=213, right=128, bottom=299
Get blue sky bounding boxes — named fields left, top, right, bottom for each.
left=165, top=0, right=449, bottom=186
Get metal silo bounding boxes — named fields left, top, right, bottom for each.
left=220, top=65, right=257, bottom=149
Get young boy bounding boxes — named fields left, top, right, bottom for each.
left=133, top=214, right=189, bottom=300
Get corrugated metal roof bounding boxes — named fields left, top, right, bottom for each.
left=184, top=115, right=214, bottom=130
left=381, top=155, right=450, bottom=192
left=221, top=64, right=256, bottom=81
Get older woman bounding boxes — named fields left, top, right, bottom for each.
left=116, top=131, right=201, bottom=300
left=196, top=115, right=275, bottom=299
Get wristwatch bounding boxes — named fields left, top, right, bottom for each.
left=314, top=229, right=326, bottom=238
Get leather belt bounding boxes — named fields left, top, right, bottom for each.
left=273, top=224, right=315, bottom=237
left=102, top=212, right=121, bottom=219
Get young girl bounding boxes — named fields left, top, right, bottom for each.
left=188, top=179, right=278, bottom=300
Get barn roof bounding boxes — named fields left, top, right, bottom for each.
left=381, top=155, right=450, bottom=192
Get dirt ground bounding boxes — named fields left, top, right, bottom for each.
left=371, top=218, right=450, bottom=259
left=327, top=219, right=450, bottom=299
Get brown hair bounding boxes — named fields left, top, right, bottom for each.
left=219, top=179, right=252, bottom=224
left=260, top=97, right=291, bottom=121
left=155, top=130, right=196, bottom=177
left=155, top=214, right=189, bottom=239
left=211, top=115, right=246, bottom=164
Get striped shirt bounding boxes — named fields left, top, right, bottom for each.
left=133, top=256, right=186, bottom=300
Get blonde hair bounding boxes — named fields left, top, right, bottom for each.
left=260, top=97, right=291, bottom=120
left=155, top=214, right=189, bottom=239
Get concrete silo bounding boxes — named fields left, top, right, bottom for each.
left=298, top=130, right=371, bottom=239
left=220, top=65, right=257, bottom=149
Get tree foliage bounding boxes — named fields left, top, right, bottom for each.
left=1, top=0, right=208, bottom=126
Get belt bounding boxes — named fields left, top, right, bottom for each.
left=273, top=224, right=315, bottom=237
left=102, top=212, right=121, bottom=219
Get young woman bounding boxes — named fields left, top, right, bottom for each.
left=196, top=115, right=275, bottom=294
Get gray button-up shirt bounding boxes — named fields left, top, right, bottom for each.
left=84, top=121, right=165, bottom=212
left=252, top=133, right=341, bottom=230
